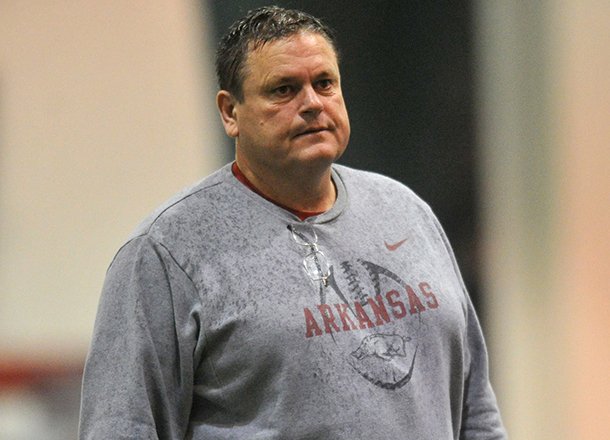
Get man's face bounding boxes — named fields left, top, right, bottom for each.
left=225, top=32, right=350, bottom=177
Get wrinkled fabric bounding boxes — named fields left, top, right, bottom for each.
left=79, top=163, right=506, bottom=439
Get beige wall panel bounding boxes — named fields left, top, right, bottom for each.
left=477, top=1, right=610, bottom=439
left=0, top=1, right=224, bottom=363
left=553, top=2, right=610, bottom=439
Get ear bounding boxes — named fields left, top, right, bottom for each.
left=216, top=90, right=239, bottom=138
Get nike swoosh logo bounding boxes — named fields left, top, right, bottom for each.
left=384, top=238, right=408, bottom=251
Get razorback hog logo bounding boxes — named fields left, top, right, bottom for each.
left=348, top=331, right=418, bottom=391
left=351, top=333, right=409, bottom=361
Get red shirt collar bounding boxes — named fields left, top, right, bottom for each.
left=231, top=162, right=325, bottom=221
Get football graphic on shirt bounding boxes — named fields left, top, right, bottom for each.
left=322, top=258, right=427, bottom=390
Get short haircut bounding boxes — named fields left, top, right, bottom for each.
left=215, top=5, right=339, bottom=102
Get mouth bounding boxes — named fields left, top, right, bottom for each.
left=294, top=127, right=329, bottom=138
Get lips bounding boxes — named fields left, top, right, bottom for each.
left=294, top=126, right=329, bottom=138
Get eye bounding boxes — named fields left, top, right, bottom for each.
left=272, top=85, right=294, bottom=97
left=315, top=78, right=334, bottom=92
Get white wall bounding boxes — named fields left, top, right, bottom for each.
left=0, top=0, right=224, bottom=365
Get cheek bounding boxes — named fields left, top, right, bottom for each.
left=256, top=102, right=285, bottom=122
left=329, top=95, right=348, bottom=118
left=333, top=101, right=350, bottom=132
left=336, top=106, right=351, bottom=145
left=261, top=108, right=297, bottom=133
left=342, top=116, right=351, bottom=139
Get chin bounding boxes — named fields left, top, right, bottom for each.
left=296, top=143, right=345, bottom=167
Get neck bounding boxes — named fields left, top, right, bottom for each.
left=234, top=156, right=336, bottom=213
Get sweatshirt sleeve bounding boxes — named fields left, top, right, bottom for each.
left=79, top=235, right=204, bottom=440
left=427, top=209, right=507, bottom=439
left=459, top=295, right=507, bottom=439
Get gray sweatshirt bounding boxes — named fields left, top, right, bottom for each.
left=79, top=163, right=506, bottom=439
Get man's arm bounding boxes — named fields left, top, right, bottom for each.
left=428, top=211, right=507, bottom=439
left=460, top=296, right=507, bottom=439
left=79, top=235, right=203, bottom=439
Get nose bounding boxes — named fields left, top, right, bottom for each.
left=300, top=85, right=323, bottom=117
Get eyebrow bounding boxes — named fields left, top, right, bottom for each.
left=267, top=69, right=338, bottom=85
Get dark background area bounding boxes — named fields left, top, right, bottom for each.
left=207, top=0, right=481, bottom=314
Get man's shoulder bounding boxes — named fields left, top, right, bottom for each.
left=127, top=164, right=233, bottom=241
left=333, top=163, right=427, bottom=205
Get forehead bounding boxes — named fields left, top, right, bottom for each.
left=244, top=32, right=339, bottom=78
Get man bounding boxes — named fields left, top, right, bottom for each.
left=80, top=6, right=506, bottom=439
